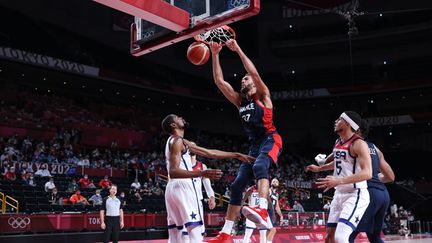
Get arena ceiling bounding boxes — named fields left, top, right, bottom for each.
left=1, top=0, right=432, bottom=91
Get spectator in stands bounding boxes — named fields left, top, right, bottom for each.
left=130, top=178, right=141, bottom=190
left=398, top=224, right=412, bottom=237
left=35, top=164, right=51, bottom=177
left=99, top=175, right=113, bottom=189
left=24, top=173, right=36, bottom=187
left=48, top=187, right=60, bottom=205
left=18, top=163, right=31, bottom=177
left=152, top=183, right=163, bottom=196
left=67, top=179, right=80, bottom=193
left=21, top=168, right=31, bottom=182
left=79, top=174, right=96, bottom=189
left=141, top=183, right=152, bottom=197
left=89, top=189, right=103, bottom=206
left=69, top=190, right=89, bottom=205
left=130, top=188, right=143, bottom=203
left=78, top=155, right=90, bottom=167
left=119, top=192, right=127, bottom=206
left=44, top=177, right=56, bottom=192
left=293, top=200, right=305, bottom=213
left=323, top=201, right=331, bottom=211
left=0, top=162, right=10, bottom=178
left=279, top=197, right=292, bottom=211
left=5, top=166, right=17, bottom=181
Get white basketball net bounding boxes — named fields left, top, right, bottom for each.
left=229, top=0, right=250, bottom=8
left=194, top=26, right=236, bottom=45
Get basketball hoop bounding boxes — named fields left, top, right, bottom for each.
left=194, top=25, right=236, bottom=45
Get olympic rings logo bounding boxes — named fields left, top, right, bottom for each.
left=8, top=217, right=30, bottom=229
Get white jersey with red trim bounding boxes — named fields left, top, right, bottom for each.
left=332, top=134, right=367, bottom=192
left=192, top=160, right=204, bottom=200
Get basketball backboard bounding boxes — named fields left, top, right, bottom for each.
left=93, top=0, right=259, bottom=56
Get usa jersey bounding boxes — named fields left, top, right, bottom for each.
left=239, top=99, right=276, bottom=141
left=248, top=186, right=260, bottom=207
left=192, top=160, right=204, bottom=200
left=366, top=142, right=386, bottom=190
left=165, top=136, right=193, bottom=180
left=332, top=134, right=367, bottom=192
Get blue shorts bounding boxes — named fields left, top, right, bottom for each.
left=355, top=187, right=390, bottom=233
left=248, top=133, right=283, bottom=163
left=229, top=133, right=282, bottom=205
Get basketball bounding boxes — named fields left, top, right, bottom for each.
left=187, top=42, right=210, bottom=65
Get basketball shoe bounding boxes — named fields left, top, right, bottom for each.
left=242, top=205, right=268, bottom=228
left=204, top=232, right=233, bottom=243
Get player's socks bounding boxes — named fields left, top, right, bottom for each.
left=221, top=220, right=234, bottom=234
left=259, top=198, right=268, bottom=209
left=243, top=228, right=253, bottom=243
left=259, top=229, right=266, bottom=243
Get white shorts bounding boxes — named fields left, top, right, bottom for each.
left=165, top=179, right=203, bottom=230
left=245, top=217, right=273, bottom=230
left=327, top=188, right=370, bottom=230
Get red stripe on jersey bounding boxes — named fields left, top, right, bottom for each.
left=268, top=133, right=282, bottom=164
left=192, top=160, right=203, bottom=172
left=255, top=100, right=276, bottom=134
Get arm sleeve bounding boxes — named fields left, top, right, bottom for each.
left=202, top=177, right=215, bottom=198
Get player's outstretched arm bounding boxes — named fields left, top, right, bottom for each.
left=226, top=40, right=270, bottom=99
left=185, top=139, right=255, bottom=162
left=376, top=146, right=395, bottom=183
left=305, top=158, right=334, bottom=172
left=169, top=137, right=221, bottom=179
left=209, top=43, right=242, bottom=108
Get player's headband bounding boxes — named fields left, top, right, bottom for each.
left=340, top=112, right=359, bottom=131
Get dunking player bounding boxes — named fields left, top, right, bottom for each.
left=307, top=119, right=395, bottom=243
left=241, top=184, right=272, bottom=243
left=306, top=111, right=372, bottom=243
left=182, top=142, right=217, bottom=242
left=162, top=114, right=254, bottom=242
left=206, top=40, right=283, bottom=242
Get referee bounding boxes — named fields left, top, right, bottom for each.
left=100, top=184, right=124, bottom=243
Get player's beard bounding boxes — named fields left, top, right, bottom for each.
left=240, top=83, right=252, bottom=95
left=334, top=124, right=343, bottom=133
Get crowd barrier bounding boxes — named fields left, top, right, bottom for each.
left=0, top=212, right=330, bottom=234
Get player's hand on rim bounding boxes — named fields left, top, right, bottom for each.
left=226, top=39, right=239, bottom=52
left=201, top=169, right=223, bottom=180
left=209, top=42, right=222, bottom=54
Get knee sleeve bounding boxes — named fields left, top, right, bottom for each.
left=252, top=154, right=271, bottom=180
